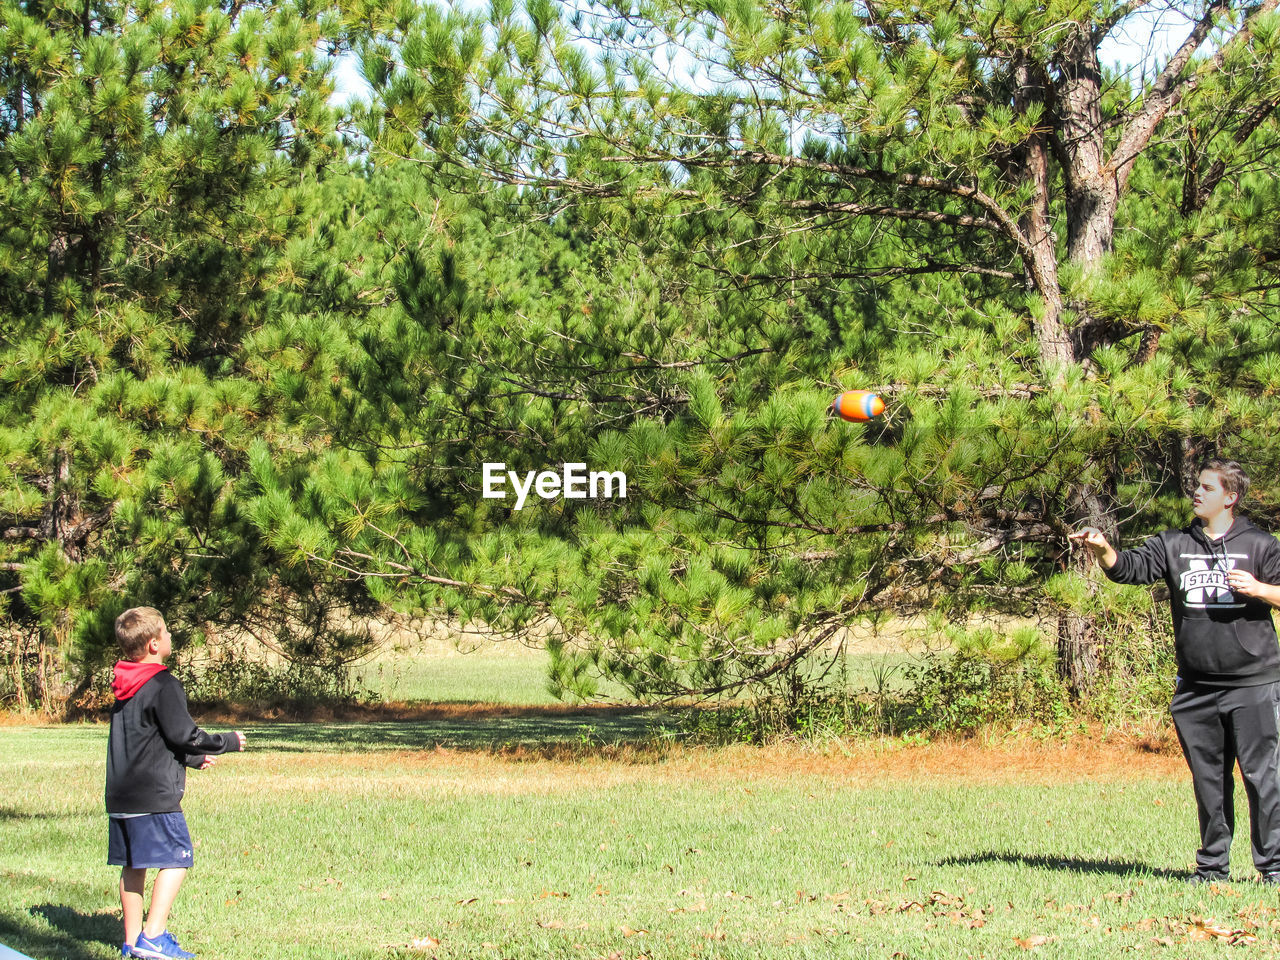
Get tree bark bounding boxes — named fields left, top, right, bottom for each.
left=1058, top=483, right=1120, bottom=696
left=1011, top=58, right=1074, bottom=379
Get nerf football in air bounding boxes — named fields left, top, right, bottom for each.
left=831, top=390, right=885, bottom=423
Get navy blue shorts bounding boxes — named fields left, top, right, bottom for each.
left=107, top=812, right=194, bottom=869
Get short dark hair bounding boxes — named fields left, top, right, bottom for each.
left=1199, top=458, right=1250, bottom=509
left=115, top=607, right=165, bottom=659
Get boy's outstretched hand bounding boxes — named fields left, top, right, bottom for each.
left=1069, top=526, right=1118, bottom=568
left=232, top=730, right=246, bottom=751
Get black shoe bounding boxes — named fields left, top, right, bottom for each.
left=1187, top=871, right=1229, bottom=885
left=1260, top=872, right=1280, bottom=885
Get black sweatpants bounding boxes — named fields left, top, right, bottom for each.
left=1171, top=680, right=1280, bottom=876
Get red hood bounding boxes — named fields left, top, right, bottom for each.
left=112, top=661, right=167, bottom=700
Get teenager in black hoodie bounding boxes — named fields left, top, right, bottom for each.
left=1072, top=459, right=1280, bottom=884
left=107, top=607, right=245, bottom=958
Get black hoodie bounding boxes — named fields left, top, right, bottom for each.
left=106, top=668, right=240, bottom=814
left=1105, top=516, right=1280, bottom=687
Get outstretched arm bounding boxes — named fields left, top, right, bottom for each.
left=153, top=678, right=246, bottom=758
left=1068, top=527, right=1118, bottom=569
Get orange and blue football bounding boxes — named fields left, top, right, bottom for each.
left=832, top=390, right=885, bottom=422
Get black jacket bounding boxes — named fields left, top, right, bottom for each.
left=1105, top=516, right=1280, bottom=687
left=106, top=670, right=239, bottom=814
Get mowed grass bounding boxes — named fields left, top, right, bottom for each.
left=356, top=640, right=916, bottom=705
left=6, top=722, right=1280, bottom=960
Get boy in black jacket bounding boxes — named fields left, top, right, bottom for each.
left=1072, top=460, right=1280, bottom=883
left=107, top=607, right=245, bottom=958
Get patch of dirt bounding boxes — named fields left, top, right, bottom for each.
left=233, top=728, right=1190, bottom=794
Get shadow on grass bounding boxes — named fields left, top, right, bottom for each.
left=0, top=807, right=72, bottom=822
left=0, top=906, right=117, bottom=960
left=28, top=905, right=117, bottom=949
left=239, top=704, right=679, bottom=756
left=936, top=851, right=1184, bottom=880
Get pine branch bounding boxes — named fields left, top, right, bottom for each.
left=1092, top=0, right=1157, bottom=43
left=779, top=198, right=1001, bottom=232
left=668, top=149, right=1033, bottom=256
left=325, top=549, right=546, bottom=607
left=711, top=262, right=1019, bottom=285
left=923, top=523, right=1059, bottom=581
left=1182, top=94, right=1280, bottom=214
left=1113, top=0, right=1280, bottom=186
left=65, top=510, right=112, bottom=545
left=869, top=382, right=1043, bottom=400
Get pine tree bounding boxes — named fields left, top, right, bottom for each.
left=0, top=0, right=351, bottom=710
left=353, top=0, right=1280, bottom=695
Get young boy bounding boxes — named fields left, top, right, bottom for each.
left=106, top=607, right=246, bottom=959
left=1071, top=460, right=1280, bottom=883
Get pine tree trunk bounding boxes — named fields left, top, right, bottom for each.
left=9, top=628, right=29, bottom=713
left=1058, top=483, right=1120, bottom=695
left=35, top=448, right=79, bottom=712
left=1040, top=30, right=1126, bottom=695
left=36, top=641, right=52, bottom=715
left=1057, top=601, right=1099, bottom=697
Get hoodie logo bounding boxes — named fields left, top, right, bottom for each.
left=1180, top=553, right=1246, bottom=608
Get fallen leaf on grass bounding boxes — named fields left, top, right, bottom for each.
left=620, top=925, right=648, bottom=937
left=408, top=936, right=441, bottom=951
left=1121, top=913, right=1261, bottom=947
left=538, top=889, right=570, bottom=899
left=456, top=898, right=478, bottom=906
left=1014, top=935, right=1053, bottom=949
left=538, top=920, right=565, bottom=929
left=669, top=900, right=707, bottom=914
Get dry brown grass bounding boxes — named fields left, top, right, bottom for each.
left=225, top=726, right=1189, bottom=800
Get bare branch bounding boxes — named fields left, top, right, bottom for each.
left=1114, top=0, right=1280, bottom=187
left=780, top=198, right=1002, bottom=232
left=1092, top=0, right=1157, bottom=43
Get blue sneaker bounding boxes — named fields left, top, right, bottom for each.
left=131, top=931, right=195, bottom=959
left=122, top=945, right=133, bottom=958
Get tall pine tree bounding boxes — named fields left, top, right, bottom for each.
left=352, top=0, right=1280, bottom=695
left=0, top=0, right=355, bottom=710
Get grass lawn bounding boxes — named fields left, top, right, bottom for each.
left=4, top=720, right=1280, bottom=960
left=354, top=640, right=917, bottom=706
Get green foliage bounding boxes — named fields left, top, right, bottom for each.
left=176, top=654, right=380, bottom=709
left=0, top=0, right=360, bottom=710
left=5, top=0, right=1280, bottom=724
left=342, top=0, right=1280, bottom=707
